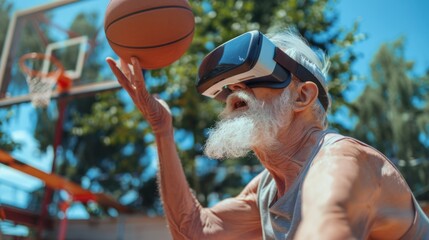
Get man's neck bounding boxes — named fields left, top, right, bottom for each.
left=253, top=123, right=325, bottom=197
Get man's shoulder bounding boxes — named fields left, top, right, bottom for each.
left=319, top=132, right=394, bottom=165
left=311, top=133, right=394, bottom=187
left=314, top=132, right=409, bottom=197
left=318, top=133, right=382, bottom=162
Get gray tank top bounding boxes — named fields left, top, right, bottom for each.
left=256, top=132, right=429, bottom=239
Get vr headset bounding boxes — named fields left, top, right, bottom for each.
left=196, top=30, right=329, bottom=111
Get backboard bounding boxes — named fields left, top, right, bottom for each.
left=0, top=0, right=120, bottom=108
left=0, top=1, right=133, bottom=236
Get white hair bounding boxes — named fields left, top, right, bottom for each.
left=267, top=28, right=331, bottom=128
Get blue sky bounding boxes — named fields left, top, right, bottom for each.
left=337, top=0, right=429, bottom=76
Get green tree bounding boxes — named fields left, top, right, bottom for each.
left=350, top=39, right=429, bottom=200
left=0, top=111, right=19, bottom=151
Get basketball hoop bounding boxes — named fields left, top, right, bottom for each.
left=56, top=72, right=73, bottom=93
left=19, top=52, right=70, bottom=107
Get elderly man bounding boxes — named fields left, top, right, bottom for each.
left=107, top=30, right=429, bottom=239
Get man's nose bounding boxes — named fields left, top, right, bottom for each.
left=227, top=82, right=247, bottom=91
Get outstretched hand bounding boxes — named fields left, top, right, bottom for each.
left=106, top=57, right=173, bottom=135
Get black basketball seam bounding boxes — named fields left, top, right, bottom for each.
left=105, top=5, right=193, bottom=32
left=107, top=27, right=194, bottom=49
left=105, top=5, right=194, bottom=49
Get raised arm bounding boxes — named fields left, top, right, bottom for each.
left=106, top=57, right=261, bottom=239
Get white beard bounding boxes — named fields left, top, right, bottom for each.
left=204, top=89, right=293, bottom=159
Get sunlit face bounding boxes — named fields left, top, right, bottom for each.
left=204, top=86, right=295, bottom=159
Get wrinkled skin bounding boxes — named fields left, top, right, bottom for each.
left=107, top=57, right=423, bottom=240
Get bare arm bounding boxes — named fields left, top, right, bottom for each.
left=295, top=140, right=380, bottom=240
left=107, top=57, right=261, bottom=239
left=157, top=137, right=262, bottom=239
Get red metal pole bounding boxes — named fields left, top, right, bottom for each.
left=58, top=200, right=70, bottom=240
left=36, top=97, right=68, bottom=239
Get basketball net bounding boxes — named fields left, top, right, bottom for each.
left=19, top=53, right=71, bottom=108
left=25, top=70, right=59, bottom=107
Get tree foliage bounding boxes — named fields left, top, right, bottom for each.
left=349, top=39, right=429, bottom=200
left=0, top=111, right=19, bottom=151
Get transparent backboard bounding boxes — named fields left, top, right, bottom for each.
left=0, top=0, right=131, bottom=228
left=0, top=0, right=120, bottom=107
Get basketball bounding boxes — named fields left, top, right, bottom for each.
left=104, top=0, right=195, bottom=70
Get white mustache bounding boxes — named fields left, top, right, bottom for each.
left=204, top=89, right=293, bottom=159
left=220, top=91, right=259, bottom=119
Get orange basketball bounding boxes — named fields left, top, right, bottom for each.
left=104, top=0, right=195, bottom=70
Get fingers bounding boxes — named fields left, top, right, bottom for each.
left=106, top=57, right=155, bottom=111
left=130, top=57, right=146, bottom=88
left=106, top=57, right=135, bottom=94
left=106, top=57, right=127, bottom=82
left=120, top=58, right=132, bottom=79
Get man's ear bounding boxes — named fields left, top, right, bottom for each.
left=294, top=81, right=319, bottom=112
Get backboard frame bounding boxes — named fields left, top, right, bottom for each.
left=0, top=0, right=120, bottom=108
left=43, top=35, right=88, bottom=80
